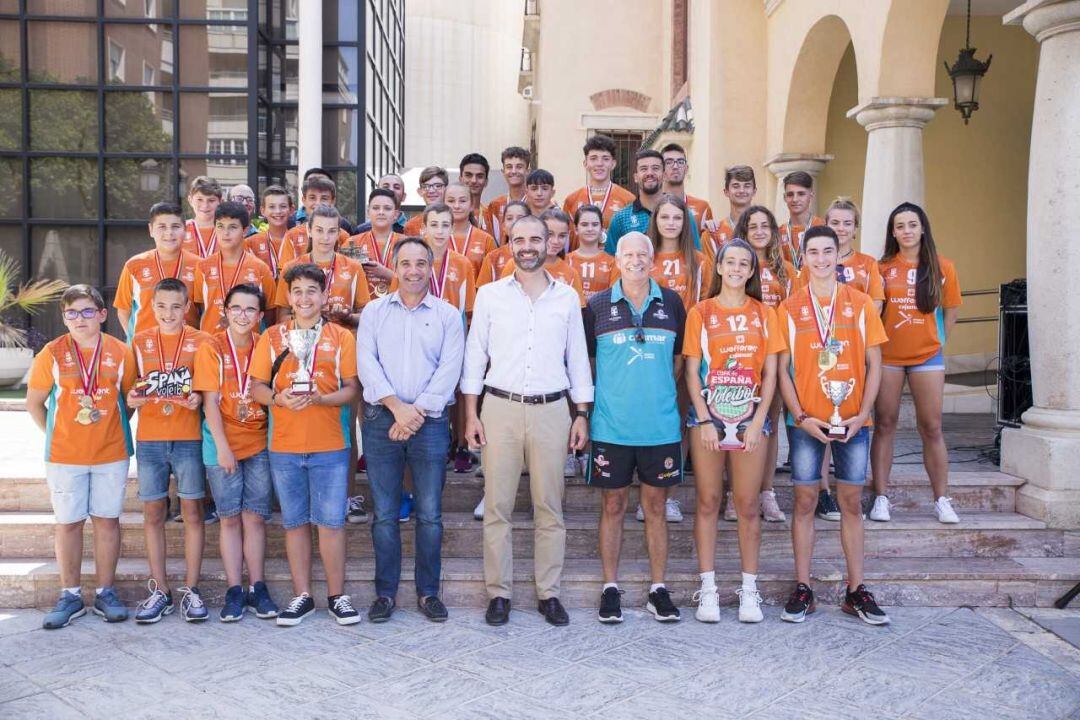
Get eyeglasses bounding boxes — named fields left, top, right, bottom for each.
left=420, top=182, right=446, bottom=191
left=663, top=158, right=687, bottom=167
left=62, top=308, right=100, bottom=320
left=227, top=306, right=260, bottom=317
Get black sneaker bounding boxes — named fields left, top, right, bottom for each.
left=646, top=587, right=681, bottom=622
left=598, top=586, right=623, bottom=624
left=842, top=584, right=891, bottom=625
left=418, top=595, right=449, bottom=622
left=368, top=596, right=395, bottom=623
left=204, top=501, right=219, bottom=525
left=780, top=583, right=815, bottom=623
left=276, top=593, right=315, bottom=626
left=347, top=495, right=369, bottom=524
left=816, top=489, right=841, bottom=521
left=328, top=594, right=361, bottom=625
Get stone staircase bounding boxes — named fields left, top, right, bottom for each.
left=0, top=463, right=1077, bottom=611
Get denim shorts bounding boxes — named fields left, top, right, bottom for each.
left=46, top=458, right=130, bottom=524
left=269, top=448, right=350, bottom=529
left=206, top=450, right=273, bottom=519
left=787, top=425, right=870, bottom=485
left=136, top=440, right=205, bottom=502
left=883, top=348, right=945, bottom=374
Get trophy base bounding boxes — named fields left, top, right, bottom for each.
left=291, top=382, right=314, bottom=396
left=827, top=425, right=848, bottom=438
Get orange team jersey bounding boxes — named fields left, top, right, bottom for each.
left=390, top=249, right=476, bottom=315
left=567, top=250, right=620, bottom=300
left=879, top=254, right=962, bottom=366
left=341, top=230, right=403, bottom=300
left=275, top=252, right=370, bottom=323
left=684, top=194, right=715, bottom=230
left=683, top=297, right=785, bottom=403
left=562, top=183, right=636, bottom=251
left=651, top=250, right=706, bottom=310
left=130, top=326, right=209, bottom=442
left=473, top=203, right=497, bottom=236
left=778, top=283, right=888, bottom=426
left=183, top=220, right=217, bottom=258
left=249, top=320, right=358, bottom=453
left=451, top=225, right=498, bottom=276
left=29, top=333, right=136, bottom=465
left=477, top=245, right=513, bottom=286
left=759, top=261, right=798, bottom=308
left=780, top=215, right=826, bottom=268
left=795, top=251, right=885, bottom=303
left=500, top=257, right=586, bottom=307
left=245, top=229, right=290, bottom=279
left=192, top=330, right=268, bottom=462
left=194, top=251, right=276, bottom=333
left=113, top=249, right=200, bottom=339
left=278, top=224, right=351, bottom=266
left=488, top=192, right=527, bottom=241
left=402, top=213, right=424, bottom=237
left=702, top=216, right=738, bottom=271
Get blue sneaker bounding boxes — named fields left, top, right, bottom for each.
left=246, top=581, right=279, bottom=619
left=399, top=493, right=414, bottom=523
left=135, top=579, right=174, bottom=624
left=219, top=585, right=245, bottom=622
left=92, top=587, right=129, bottom=623
left=178, top=586, right=209, bottom=622
left=43, top=590, right=86, bottom=629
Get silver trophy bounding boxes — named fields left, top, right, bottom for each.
left=287, top=327, right=320, bottom=395
left=819, top=377, right=857, bottom=437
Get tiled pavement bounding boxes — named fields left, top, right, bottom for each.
left=0, top=603, right=1077, bottom=719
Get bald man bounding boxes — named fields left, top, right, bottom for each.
left=228, top=184, right=260, bottom=236
left=354, top=174, right=408, bottom=235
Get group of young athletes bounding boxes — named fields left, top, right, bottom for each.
left=26, top=133, right=960, bottom=630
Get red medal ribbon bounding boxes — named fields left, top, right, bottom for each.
left=808, top=284, right=838, bottom=352
left=187, top=220, right=217, bottom=258
left=153, top=251, right=183, bottom=281
left=216, top=252, right=248, bottom=298
left=69, top=335, right=102, bottom=403
left=430, top=251, right=450, bottom=298
left=156, top=327, right=187, bottom=373
left=225, top=330, right=255, bottom=401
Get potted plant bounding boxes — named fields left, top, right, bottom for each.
left=0, top=252, right=67, bottom=388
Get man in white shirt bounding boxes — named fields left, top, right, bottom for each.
left=462, top=215, right=593, bottom=627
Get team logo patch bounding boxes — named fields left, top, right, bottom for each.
left=654, top=308, right=668, bottom=320
left=800, top=306, right=810, bottom=319
left=320, top=341, right=333, bottom=351
left=843, top=305, right=854, bottom=318
left=663, top=457, right=674, bottom=470
left=141, top=268, right=153, bottom=279
left=610, top=306, right=620, bottom=318
left=709, top=314, right=719, bottom=327
left=101, top=354, right=116, bottom=368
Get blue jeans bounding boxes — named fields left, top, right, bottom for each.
left=136, top=440, right=205, bottom=502
left=268, top=448, right=350, bottom=529
left=787, top=425, right=870, bottom=485
left=206, top=450, right=273, bottom=519
left=361, top=404, right=450, bottom=599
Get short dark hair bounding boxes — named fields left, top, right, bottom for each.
left=573, top=203, right=603, bottom=225
left=504, top=199, right=530, bottom=217
left=583, top=134, right=616, bottom=157
left=459, top=153, right=490, bottom=173
left=526, top=169, right=554, bottom=187
left=500, top=146, right=531, bottom=164
left=214, top=201, right=250, bottom=229
left=260, top=185, right=290, bottom=205
left=660, top=142, right=686, bottom=156
left=368, top=187, right=399, bottom=208
left=149, top=201, right=184, bottom=223
left=392, top=237, right=434, bottom=265
left=635, top=149, right=664, bottom=168
left=307, top=203, right=341, bottom=227
left=283, top=262, right=326, bottom=291
left=724, top=165, right=756, bottom=189
left=783, top=171, right=814, bottom=191
left=60, top=284, right=105, bottom=310
left=153, top=277, right=189, bottom=300
left=419, top=166, right=449, bottom=185
left=301, top=175, right=336, bottom=199
left=802, top=224, right=839, bottom=251
left=421, top=202, right=452, bottom=224
left=224, top=282, right=266, bottom=312
left=303, top=167, right=331, bottom=181
left=187, top=175, right=222, bottom=199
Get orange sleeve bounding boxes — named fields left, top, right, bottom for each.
left=866, top=260, right=885, bottom=302
left=682, top=306, right=703, bottom=358
left=352, top=267, right=371, bottom=309
left=570, top=272, right=586, bottom=308
left=463, top=264, right=477, bottom=314
left=477, top=255, right=496, bottom=286
left=114, top=264, right=134, bottom=311
left=120, top=344, right=137, bottom=396
left=776, top=305, right=793, bottom=353
left=338, top=330, right=358, bottom=380
left=192, top=341, right=222, bottom=393
left=942, top=260, right=962, bottom=308
left=28, top=346, right=55, bottom=391
left=764, top=306, right=785, bottom=355
left=273, top=270, right=290, bottom=309
left=864, top=297, right=889, bottom=348
left=259, top=267, right=277, bottom=309
left=249, top=332, right=273, bottom=382
left=795, top=266, right=809, bottom=290
left=192, top=265, right=206, bottom=305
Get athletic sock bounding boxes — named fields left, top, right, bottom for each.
left=741, top=572, right=758, bottom=592
left=94, top=587, right=105, bottom=596
left=650, top=583, right=665, bottom=593
left=699, top=571, right=716, bottom=589
left=63, top=586, right=81, bottom=597
left=602, top=582, right=618, bottom=592
left=250, top=585, right=257, bottom=594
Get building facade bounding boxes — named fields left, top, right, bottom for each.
left=0, top=0, right=404, bottom=338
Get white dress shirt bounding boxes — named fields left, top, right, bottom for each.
left=461, top=273, right=594, bottom=404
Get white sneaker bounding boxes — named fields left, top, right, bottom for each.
left=723, top=491, right=738, bottom=522
left=737, top=587, right=764, bottom=623
left=564, top=453, right=578, bottom=478
left=869, top=495, right=892, bottom=522
left=934, top=496, right=960, bottom=524
left=760, top=490, right=786, bottom=522
left=693, top=585, right=720, bottom=623
left=635, top=504, right=645, bottom=522
left=473, top=496, right=485, bottom=521
left=665, top=498, right=684, bottom=523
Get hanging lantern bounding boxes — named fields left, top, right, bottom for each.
left=944, top=0, right=992, bottom=124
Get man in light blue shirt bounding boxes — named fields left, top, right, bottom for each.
left=356, top=237, right=465, bottom=623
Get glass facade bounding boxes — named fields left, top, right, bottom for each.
left=0, top=0, right=404, bottom=340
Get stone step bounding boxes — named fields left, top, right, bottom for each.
left=0, top=510, right=1064, bottom=561
left=0, top=468, right=1022, bottom=515
left=2, top=555, right=1076, bottom=609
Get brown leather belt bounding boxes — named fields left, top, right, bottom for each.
left=484, top=386, right=566, bottom=405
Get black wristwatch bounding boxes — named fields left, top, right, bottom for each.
left=574, top=409, right=589, bottom=420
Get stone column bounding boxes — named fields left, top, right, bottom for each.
left=1001, top=0, right=1080, bottom=529
left=764, top=153, right=833, bottom=225
left=297, top=3, right=323, bottom=181
left=847, top=97, right=946, bottom=258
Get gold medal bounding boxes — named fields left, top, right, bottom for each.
left=237, top=400, right=250, bottom=422
left=162, top=402, right=174, bottom=416
left=75, top=408, right=93, bottom=425
left=818, top=350, right=837, bottom=371
left=79, top=394, right=94, bottom=409
left=88, top=408, right=102, bottom=424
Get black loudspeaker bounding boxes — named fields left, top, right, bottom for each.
left=998, top=279, right=1031, bottom=427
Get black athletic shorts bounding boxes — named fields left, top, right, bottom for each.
left=586, top=441, right=683, bottom=489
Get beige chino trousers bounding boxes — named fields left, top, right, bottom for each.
left=480, top=393, right=571, bottom=600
